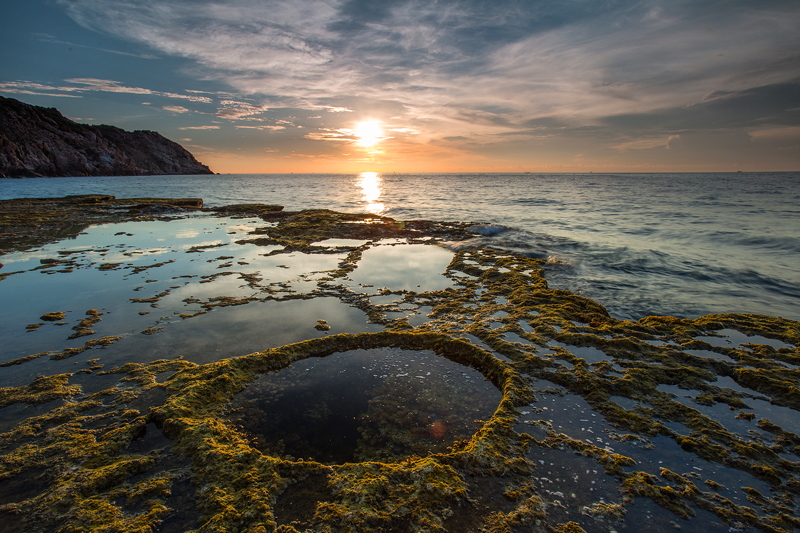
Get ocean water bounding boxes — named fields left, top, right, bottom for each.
left=2, top=171, right=798, bottom=321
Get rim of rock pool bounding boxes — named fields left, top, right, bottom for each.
left=153, top=331, right=525, bottom=468
left=226, top=346, right=506, bottom=465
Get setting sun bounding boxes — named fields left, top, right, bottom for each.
left=354, top=120, right=383, bottom=147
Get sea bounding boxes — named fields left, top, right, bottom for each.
left=3, top=171, right=797, bottom=322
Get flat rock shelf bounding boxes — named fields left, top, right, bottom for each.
left=0, top=196, right=798, bottom=533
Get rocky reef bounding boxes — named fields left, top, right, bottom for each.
left=0, top=197, right=798, bottom=533
left=0, top=96, right=213, bottom=178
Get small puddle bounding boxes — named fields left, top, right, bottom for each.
left=657, top=383, right=800, bottom=436
left=226, top=347, right=502, bottom=464
left=407, top=306, right=431, bottom=327
left=698, top=329, right=794, bottom=350
left=550, top=342, right=610, bottom=364
left=311, top=238, right=369, bottom=248
left=610, top=396, right=640, bottom=411
left=370, top=294, right=405, bottom=306
left=348, top=245, right=454, bottom=292
left=681, top=348, right=736, bottom=363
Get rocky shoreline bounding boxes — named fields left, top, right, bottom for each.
left=0, top=196, right=798, bottom=533
left=0, top=96, right=213, bottom=178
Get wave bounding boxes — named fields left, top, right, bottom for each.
left=510, top=198, right=562, bottom=206
left=453, top=225, right=800, bottom=320
left=467, top=224, right=509, bottom=236
left=734, top=235, right=800, bottom=253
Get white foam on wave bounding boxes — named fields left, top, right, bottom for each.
left=546, top=255, right=571, bottom=266
left=468, top=224, right=508, bottom=236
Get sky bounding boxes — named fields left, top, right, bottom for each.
left=1, top=0, right=799, bottom=174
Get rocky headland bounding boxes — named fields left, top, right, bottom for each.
left=0, top=96, right=213, bottom=178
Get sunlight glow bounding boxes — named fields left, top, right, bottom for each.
left=357, top=172, right=385, bottom=214
left=355, top=121, right=383, bottom=148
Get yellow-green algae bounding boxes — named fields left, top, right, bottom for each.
left=151, top=331, right=529, bottom=532
left=0, top=358, right=195, bottom=532
left=1, top=198, right=799, bottom=532
left=3, top=314, right=797, bottom=531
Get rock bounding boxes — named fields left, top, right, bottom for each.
left=0, top=96, right=214, bottom=178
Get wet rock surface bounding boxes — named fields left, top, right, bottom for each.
left=0, top=196, right=798, bottom=532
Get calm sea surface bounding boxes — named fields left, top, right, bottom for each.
left=2, top=172, right=798, bottom=321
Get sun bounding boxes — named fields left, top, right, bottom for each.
left=354, top=120, right=383, bottom=147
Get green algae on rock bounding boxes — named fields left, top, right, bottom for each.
left=0, top=196, right=799, bottom=532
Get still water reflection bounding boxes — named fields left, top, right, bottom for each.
left=357, top=172, right=385, bottom=214
left=226, top=348, right=502, bottom=463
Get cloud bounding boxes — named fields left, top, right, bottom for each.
left=0, top=80, right=84, bottom=97
left=601, top=79, right=800, bottom=132
left=748, top=126, right=800, bottom=140
left=178, top=125, right=220, bottom=130
left=235, top=125, right=285, bottom=130
left=216, top=100, right=269, bottom=119
left=304, top=128, right=356, bottom=142
left=65, top=78, right=153, bottom=95
left=0, top=78, right=214, bottom=104
left=34, top=33, right=159, bottom=59
left=611, top=134, right=682, bottom=152
left=612, top=138, right=669, bottom=152
left=667, top=134, right=683, bottom=150
left=49, top=0, right=800, bottom=158
left=66, top=78, right=213, bottom=103
left=163, top=105, right=190, bottom=113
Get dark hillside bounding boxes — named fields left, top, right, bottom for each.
left=0, top=96, right=213, bottom=178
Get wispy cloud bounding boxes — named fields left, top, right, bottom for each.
left=0, top=81, right=84, bottom=97
left=216, top=100, right=269, bottom=119
left=66, top=78, right=213, bottom=103
left=34, top=32, right=159, bottom=59
left=0, top=0, right=784, bottom=170
left=304, top=128, right=356, bottom=142
left=0, top=78, right=213, bottom=103
left=54, top=0, right=800, bottom=141
left=178, top=125, right=220, bottom=130
left=235, top=125, right=285, bottom=130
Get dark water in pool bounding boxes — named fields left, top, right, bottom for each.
left=226, top=347, right=502, bottom=464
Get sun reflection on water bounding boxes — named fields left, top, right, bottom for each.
left=357, top=172, right=385, bottom=214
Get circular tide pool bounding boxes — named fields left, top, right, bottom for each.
left=225, top=347, right=502, bottom=464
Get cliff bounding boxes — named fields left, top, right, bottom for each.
left=0, top=96, right=214, bottom=178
